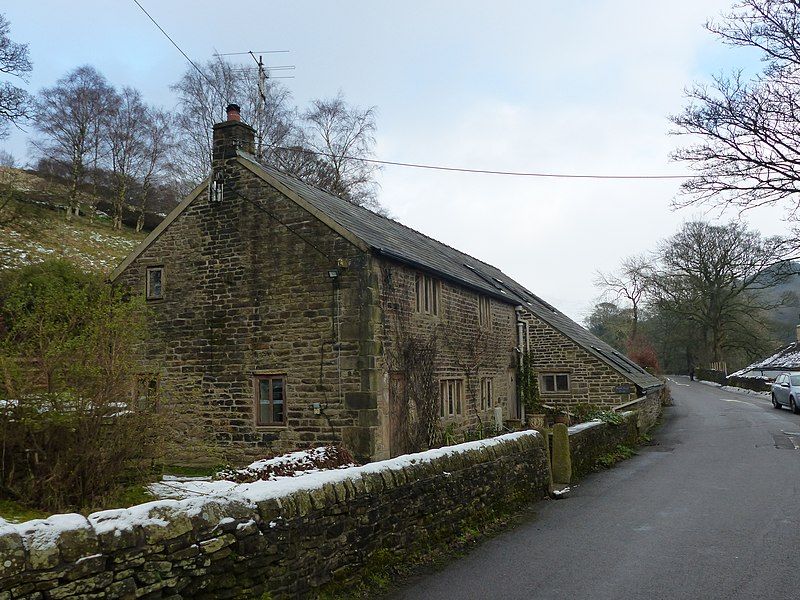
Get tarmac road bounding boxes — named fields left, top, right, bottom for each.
left=392, top=378, right=800, bottom=600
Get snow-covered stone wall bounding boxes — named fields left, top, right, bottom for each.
left=0, top=431, right=550, bottom=599
left=568, top=412, right=639, bottom=481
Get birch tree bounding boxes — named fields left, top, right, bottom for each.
left=33, top=66, right=116, bottom=218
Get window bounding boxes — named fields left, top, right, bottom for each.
left=255, top=375, right=287, bottom=426
left=439, top=379, right=463, bottom=417
left=480, top=377, right=493, bottom=411
left=542, top=373, right=570, bottom=393
left=133, top=373, right=160, bottom=412
left=415, top=273, right=439, bottom=315
left=146, top=266, right=164, bottom=300
left=478, top=296, right=491, bottom=327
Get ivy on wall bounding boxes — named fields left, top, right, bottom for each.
left=518, top=351, right=541, bottom=414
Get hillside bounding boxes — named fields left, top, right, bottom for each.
left=759, top=262, right=800, bottom=343
left=0, top=167, right=148, bottom=273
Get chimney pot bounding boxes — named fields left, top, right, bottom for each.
left=796, top=324, right=800, bottom=342
left=226, top=103, right=241, bottom=122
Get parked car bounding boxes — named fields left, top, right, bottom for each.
left=771, top=373, right=800, bottom=413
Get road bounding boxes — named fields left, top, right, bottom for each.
left=392, top=378, right=800, bottom=600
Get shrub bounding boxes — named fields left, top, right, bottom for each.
left=626, top=335, right=661, bottom=375
left=216, top=446, right=356, bottom=483
left=0, top=260, right=162, bottom=512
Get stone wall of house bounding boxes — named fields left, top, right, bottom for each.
left=0, top=432, right=550, bottom=600
left=567, top=412, right=640, bottom=481
left=375, top=260, right=518, bottom=456
left=114, top=152, right=382, bottom=464
left=519, top=308, right=638, bottom=408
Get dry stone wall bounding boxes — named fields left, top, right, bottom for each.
left=567, top=413, right=639, bottom=481
left=0, top=431, right=550, bottom=600
left=615, top=391, right=662, bottom=433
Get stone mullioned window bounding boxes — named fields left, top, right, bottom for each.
left=414, top=273, right=440, bottom=315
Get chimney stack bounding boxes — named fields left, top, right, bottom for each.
left=212, top=102, right=255, bottom=162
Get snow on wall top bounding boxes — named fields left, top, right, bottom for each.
left=0, top=430, right=540, bottom=551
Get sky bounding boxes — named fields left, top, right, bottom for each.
left=0, top=1, right=789, bottom=322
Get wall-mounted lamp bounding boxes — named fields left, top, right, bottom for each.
left=328, top=269, right=340, bottom=280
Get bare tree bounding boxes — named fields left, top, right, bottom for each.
left=595, top=255, right=651, bottom=339
left=136, top=108, right=174, bottom=232
left=646, top=220, right=798, bottom=364
left=105, top=87, right=149, bottom=230
left=292, top=93, right=380, bottom=209
left=171, top=58, right=382, bottom=210
left=671, top=0, right=800, bottom=216
left=170, top=56, right=294, bottom=189
left=0, top=148, right=14, bottom=167
left=0, top=14, right=31, bottom=139
left=33, top=66, right=116, bottom=218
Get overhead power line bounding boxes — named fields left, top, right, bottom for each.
left=131, top=0, right=227, bottom=106
left=274, top=146, right=698, bottom=180
left=214, top=50, right=290, bottom=56
left=130, top=1, right=689, bottom=182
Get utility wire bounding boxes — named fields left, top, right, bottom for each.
left=235, top=191, right=332, bottom=260
left=274, top=146, right=698, bottom=180
left=131, top=0, right=227, bottom=106
left=131, top=1, right=688, bottom=182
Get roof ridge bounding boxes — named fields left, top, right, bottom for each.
left=243, top=152, right=501, bottom=271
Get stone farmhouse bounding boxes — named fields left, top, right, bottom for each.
left=110, top=106, right=662, bottom=464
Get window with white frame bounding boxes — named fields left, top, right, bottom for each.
left=541, top=373, right=570, bottom=393
left=480, top=377, right=493, bottom=410
left=415, top=273, right=440, bottom=315
left=146, top=266, right=164, bottom=300
left=439, top=379, right=463, bottom=417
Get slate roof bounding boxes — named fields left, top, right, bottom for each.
left=731, top=342, right=800, bottom=377
left=239, top=153, right=663, bottom=392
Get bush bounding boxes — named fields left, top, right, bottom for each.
left=0, top=260, right=162, bottom=512
left=726, top=375, right=771, bottom=393
left=626, top=335, right=661, bottom=375
left=695, top=367, right=726, bottom=385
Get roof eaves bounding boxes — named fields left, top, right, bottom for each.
left=373, top=247, right=517, bottom=305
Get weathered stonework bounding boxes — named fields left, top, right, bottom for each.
left=111, top=116, right=659, bottom=464
left=0, top=432, right=550, bottom=599
left=115, top=123, right=381, bottom=464
left=518, top=308, right=640, bottom=408
left=567, top=413, right=639, bottom=481
left=376, top=261, right=518, bottom=456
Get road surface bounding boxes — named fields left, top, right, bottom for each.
left=393, top=378, right=800, bottom=600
